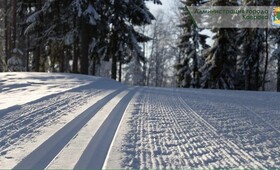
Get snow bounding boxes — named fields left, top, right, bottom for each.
left=106, top=87, right=280, bottom=168
left=71, top=0, right=100, bottom=25
left=84, top=4, right=100, bottom=25
left=103, top=91, right=141, bottom=168
left=47, top=90, right=129, bottom=169
left=0, top=72, right=97, bottom=110
left=7, top=56, right=23, bottom=72
left=0, top=73, right=280, bottom=169
left=26, top=11, right=41, bottom=23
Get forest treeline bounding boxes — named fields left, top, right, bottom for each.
left=0, top=0, right=280, bottom=91
left=0, top=0, right=162, bottom=82
left=177, top=0, right=280, bottom=91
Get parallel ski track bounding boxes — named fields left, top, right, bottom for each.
left=243, top=106, right=280, bottom=135
left=0, top=81, right=104, bottom=122
left=1, top=92, right=90, bottom=136
left=175, top=88, right=280, bottom=168
left=74, top=87, right=137, bottom=169
left=12, top=87, right=127, bottom=169
left=176, top=93, right=264, bottom=168
left=0, top=89, right=102, bottom=153
left=0, top=90, right=94, bottom=126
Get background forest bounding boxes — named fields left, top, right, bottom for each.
left=0, top=0, right=280, bottom=91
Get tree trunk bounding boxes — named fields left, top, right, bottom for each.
left=73, top=39, right=79, bottom=73
left=177, top=50, right=182, bottom=87
left=277, top=59, right=280, bottom=92
left=142, top=26, right=147, bottom=86
left=92, top=56, right=96, bottom=75
left=147, top=65, right=151, bottom=86
left=59, top=45, right=65, bottom=72
left=111, top=0, right=120, bottom=80
left=80, top=19, right=89, bottom=75
left=143, top=60, right=147, bottom=86
left=34, top=46, right=40, bottom=72
left=12, top=0, right=17, bottom=49
left=33, top=0, right=42, bottom=72
left=262, top=28, right=269, bottom=91
left=245, top=68, right=251, bottom=90
left=26, top=35, right=30, bottom=71
left=72, top=16, right=78, bottom=73
left=192, top=55, right=200, bottom=88
left=193, top=26, right=199, bottom=88
left=4, top=0, right=9, bottom=64
left=254, top=60, right=260, bottom=91
left=65, top=48, right=70, bottom=72
left=155, top=53, right=159, bottom=87
left=111, top=52, right=117, bottom=80
left=118, top=61, right=122, bottom=82
left=8, top=25, right=12, bottom=59
left=111, top=31, right=117, bottom=80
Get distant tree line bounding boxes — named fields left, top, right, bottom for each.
left=1, top=0, right=280, bottom=92
left=177, top=0, right=280, bottom=92
left=0, top=0, right=162, bottom=82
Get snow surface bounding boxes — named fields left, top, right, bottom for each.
left=0, top=72, right=98, bottom=110
left=0, top=73, right=280, bottom=169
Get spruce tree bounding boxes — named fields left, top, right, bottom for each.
left=271, top=0, right=280, bottom=92
left=23, top=0, right=103, bottom=73
left=200, top=0, right=240, bottom=89
left=177, top=0, right=210, bottom=88
left=108, top=0, right=158, bottom=80
left=237, top=0, right=271, bottom=90
left=19, top=0, right=160, bottom=78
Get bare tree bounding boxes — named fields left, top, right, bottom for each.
left=146, top=9, right=181, bottom=87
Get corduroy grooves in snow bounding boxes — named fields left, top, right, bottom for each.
left=0, top=72, right=279, bottom=169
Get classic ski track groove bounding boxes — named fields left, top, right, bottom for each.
left=74, top=87, right=138, bottom=169
left=0, top=91, right=89, bottom=126
left=0, top=89, right=102, bottom=153
left=102, top=88, right=143, bottom=169
left=12, top=87, right=126, bottom=169
left=45, top=90, right=130, bottom=169
left=2, top=81, right=280, bottom=169
left=243, top=106, right=280, bottom=134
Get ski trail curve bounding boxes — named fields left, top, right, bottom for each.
left=12, top=87, right=126, bottom=170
